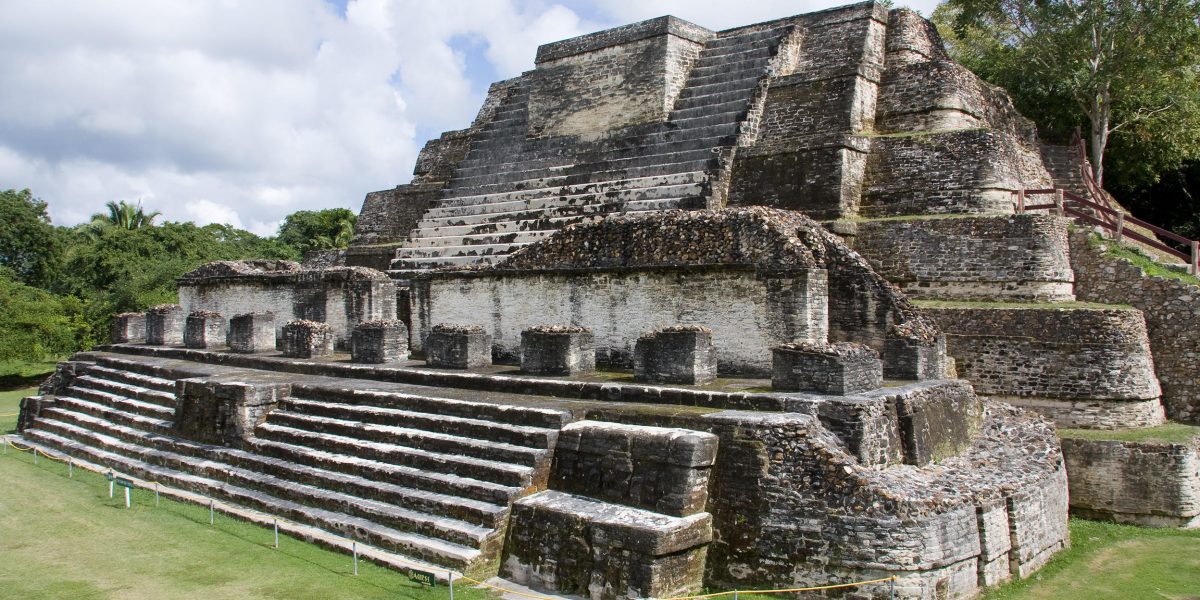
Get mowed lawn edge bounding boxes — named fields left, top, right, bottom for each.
left=0, top=388, right=497, bottom=600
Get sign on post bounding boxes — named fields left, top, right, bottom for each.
left=113, top=477, right=134, bottom=508
left=408, top=569, right=436, bottom=587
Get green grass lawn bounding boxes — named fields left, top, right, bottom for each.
left=1061, top=422, right=1200, bottom=444
left=0, top=442, right=498, bottom=600
left=981, top=519, right=1200, bottom=600
left=0, top=385, right=34, bottom=434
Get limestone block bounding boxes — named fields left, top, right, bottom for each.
left=145, top=304, right=185, bottom=346
left=17, top=395, right=58, bottom=432
left=280, top=320, right=334, bottom=359
left=175, top=378, right=291, bottom=444
left=503, top=490, right=711, bottom=600
left=184, top=311, right=226, bottom=349
left=521, top=326, right=595, bottom=375
left=634, top=326, right=716, bottom=385
left=425, top=324, right=492, bottom=369
left=772, top=341, right=882, bottom=395
left=1061, top=436, right=1200, bottom=528
left=227, top=312, right=276, bottom=353
left=884, top=329, right=949, bottom=380
left=111, top=312, right=146, bottom=344
left=551, top=420, right=718, bottom=516
left=351, top=320, right=410, bottom=364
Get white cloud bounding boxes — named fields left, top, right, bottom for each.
left=0, top=0, right=943, bottom=235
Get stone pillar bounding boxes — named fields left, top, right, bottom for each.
left=227, top=312, right=277, bottom=353
left=521, top=326, right=596, bottom=375
left=184, top=311, right=226, bottom=349
left=425, top=324, right=492, bottom=369
left=634, top=326, right=717, bottom=385
left=351, top=320, right=410, bottom=364
left=280, top=320, right=334, bottom=359
left=145, top=304, right=185, bottom=346
left=111, top=312, right=147, bottom=344
left=884, top=328, right=949, bottom=380
left=771, top=341, right=882, bottom=395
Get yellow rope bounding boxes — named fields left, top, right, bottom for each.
left=1, top=439, right=896, bottom=600
left=0, top=412, right=19, bottom=417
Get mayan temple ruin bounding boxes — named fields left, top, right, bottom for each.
left=14, top=2, right=1200, bottom=599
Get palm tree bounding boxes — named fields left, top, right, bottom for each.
left=88, top=200, right=161, bottom=232
left=311, top=217, right=356, bottom=250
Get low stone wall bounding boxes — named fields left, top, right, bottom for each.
left=582, top=402, right=1068, bottom=598
left=924, top=304, right=1164, bottom=428
left=178, top=261, right=396, bottom=350
left=861, top=129, right=1053, bottom=217
left=1061, top=435, right=1200, bottom=528
left=410, top=265, right=826, bottom=376
left=851, top=215, right=1075, bottom=301
left=1069, top=232, right=1200, bottom=423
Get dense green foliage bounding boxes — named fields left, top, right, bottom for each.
left=935, top=0, right=1200, bottom=242
left=0, top=190, right=357, bottom=373
left=276, top=208, right=357, bottom=256
left=936, top=0, right=1200, bottom=190
left=0, top=189, right=62, bottom=288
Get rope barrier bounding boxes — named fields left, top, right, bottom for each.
left=0, top=435, right=897, bottom=600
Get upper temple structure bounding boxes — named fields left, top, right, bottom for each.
left=15, top=3, right=1200, bottom=600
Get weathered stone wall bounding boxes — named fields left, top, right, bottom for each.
left=851, top=215, right=1075, bottom=301
left=583, top=402, right=1067, bottom=598
left=1061, top=436, right=1200, bottom=528
left=727, top=3, right=886, bottom=218
left=924, top=305, right=1165, bottom=428
left=875, top=60, right=1039, bottom=140
left=409, top=266, right=827, bottom=376
left=178, top=262, right=396, bottom=350
left=1069, top=232, right=1200, bottom=423
left=529, top=16, right=712, bottom=139
left=884, top=8, right=949, bottom=66
left=861, top=129, right=1053, bottom=216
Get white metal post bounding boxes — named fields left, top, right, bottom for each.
left=273, top=519, right=279, bottom=549
left=449, top=572, right=454, bottom=600
left=33, top=448, right=38, bottom=465
left=209, top=500, right=215, bottom=525
left=67, top=458, right=72, bottom=478
left=352, top=542, right=358, bottom=576
left=123, top=486, right=131, bottom=508
left=154, top=483, right=159, bottom=507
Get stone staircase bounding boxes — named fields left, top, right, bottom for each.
left=392, top=24, right=794, bottom=269
left=20, top=354, right=574, bottom=577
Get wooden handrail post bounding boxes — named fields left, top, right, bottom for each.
left=1191, top=240, right=1198, bottom=276
left=1054, top=189, right=1064, bottom=216
left=1017, top=188, right=1025, bottom=215
left=1115, top=212, right=1125, bottom=243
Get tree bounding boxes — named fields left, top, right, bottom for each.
left=0, top=268, right=88, bottom=363
left=88, top=200, right=161, bottom=232
left=941, top=0, right=1200, bottom=187
left=0, top=188, right=61, bottom=288
left=276, top=208, right=357, bottom=256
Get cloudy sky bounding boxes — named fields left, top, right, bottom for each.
left=0, top=0, right=939, bottom=236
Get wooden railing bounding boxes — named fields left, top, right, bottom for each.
left=1014, top=187, right=1199, bottom=275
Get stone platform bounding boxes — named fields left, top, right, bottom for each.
left=19, top=343, right=1069, bottom=598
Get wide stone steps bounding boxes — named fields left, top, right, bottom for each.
left=409, top=196, right=686, bottom=232
left=71, top=373, right=176, bottom=409
left=32, top=416, right=498, bottom=547
left=406, top=215, right=592, bottom=241
left=420, top=182, right=705, bottom=222
left=253, top=422, right=535, bottom=488
left=85, top=363, right=177, bottom=395
left=432, top=171, right=707, bottom=209
left=60, top=386, right=175, bottom=422
left=706, top=25, right=792, bottom=50
left=50, top=398, right=174, bottom=436
left=244, top=436, right=522, bottom=506
left=405, top=229, right=552, bottom=249
left=670, top=99, right=756, bottom=122
left=294, top=386, right=573, bottom=428
left=274, top=400, right=554, bottom=460
left=392, top=255, right=505, bottom=269
left=687, top=55, right=773, bottom=79
left=21, top=428, right=484, bottom=571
